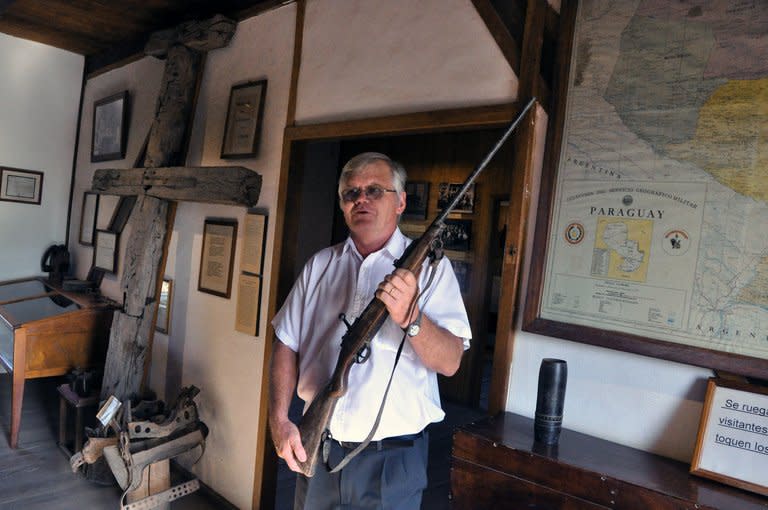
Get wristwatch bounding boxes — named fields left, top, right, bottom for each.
left=405, top=310, right=423, bottom=337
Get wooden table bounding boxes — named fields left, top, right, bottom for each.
left=452, top=412, right=768, bottom=509
left=0, top=278, right=113, bottom=448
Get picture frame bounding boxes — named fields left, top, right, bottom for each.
left=403, top=181, right=429, bottom=220
left=91, top=91, right=129, bottom=162
left=155, top=278, right=173, bottom=335
left=521, top=1, right=768, bottom=378
left=0, top=167, right=43, bottom=205
left=690, top=377, right=768, bottom=496
left=451, top=260, right=471, bottom=294
left=221, top=80, right=267, bottom=159
left=442, top=219, right=471, bottom=252
left=198, top=219, right=238, bottom=298
left=93, top=230, right=119, bottom=273
left=437, top=182, right=475, bottom=214
left=79, top=192, right=99, bottom=245
left=240, top=212, right=267, bottom=275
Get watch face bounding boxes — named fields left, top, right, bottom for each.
left=407, top=324, right=420, bottom=337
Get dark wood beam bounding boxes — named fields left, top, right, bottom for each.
left=471, top=0, right=521, bottom=74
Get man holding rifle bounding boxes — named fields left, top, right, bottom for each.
left=270, top=152, right=471, bottom=509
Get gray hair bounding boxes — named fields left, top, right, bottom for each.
left=337, top=152, right=407, bottom=200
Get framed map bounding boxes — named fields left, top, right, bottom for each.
left=523, top=1, right=768, bottom=378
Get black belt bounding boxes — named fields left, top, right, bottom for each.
left=336, top=431, right=424, bottom=452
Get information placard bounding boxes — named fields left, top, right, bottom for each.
left=691, top=378, right=768, bottom=496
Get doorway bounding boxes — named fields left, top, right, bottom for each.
left=272, top=127, right=514, bottom=508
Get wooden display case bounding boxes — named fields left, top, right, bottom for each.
left=0, top=277, right=113, bottom=448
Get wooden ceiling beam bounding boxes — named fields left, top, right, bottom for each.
left=471, top=0, right=521, bottom=74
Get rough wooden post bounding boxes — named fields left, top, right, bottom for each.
left=99, top=15, right=237, bottom=403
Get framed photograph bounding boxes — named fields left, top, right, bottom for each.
left=221, top=80, right=267, bottom=159
left=93, top=230, right=119, bottom=273
left=155, top=278, right=173, bottom=335
left=442, top=219, right=471, bottom=252
left=403, top=181, right=429, bottom=220
left=198, top=219, right=238, bottom=298
left=690, top=378, right=768, bottom=496
left=451, top=260, right=471, bottom=294
left=91, top=91, right=129, bottom=162
left=79, top=192, right=99, bottom=245
left=437, top=182, right=475, bottom=214
left=0, top=167, right=43, bottom=205
left=522, top=0, right=768, bottom=377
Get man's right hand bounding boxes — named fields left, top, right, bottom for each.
left=271, top=419, right=308, bottom=473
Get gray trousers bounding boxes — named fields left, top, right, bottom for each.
left=294, top=432, right=429, bottom=510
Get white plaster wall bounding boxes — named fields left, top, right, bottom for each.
left=67, top=56, right=165, bottom=292
left=0, top=34, right=83, bottom=281
left=296, top=0, right=517, bottom=123
left=164, top=6, right=296, bottom=508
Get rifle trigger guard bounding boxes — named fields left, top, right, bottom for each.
left=355, top=343, right=371, bottom=364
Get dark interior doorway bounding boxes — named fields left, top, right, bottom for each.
left=273, top=128, right=513, bottom=508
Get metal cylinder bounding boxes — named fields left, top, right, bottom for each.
left=534, top=358, right=567, bottom=445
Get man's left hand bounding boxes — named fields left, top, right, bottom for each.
left=376, top=268, right=419, bottom=328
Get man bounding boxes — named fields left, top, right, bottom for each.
left=270, top=152, right=471, bottom=509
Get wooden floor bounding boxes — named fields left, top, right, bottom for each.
left=0, top=375, right=227, bottom=510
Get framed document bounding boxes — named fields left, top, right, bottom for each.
left=91, top=91, right=129, bottom=163
left=691, top=378, right=768, bottom=496
left=221, top=80, right=267, bottom=159
left=93, top=230, right=118, bottom=273
left=198, top=219, right=237, bottom=298
left=155, top=278, right=173, bottom=335
left=240, top=212, right=267, bottom=275
left=79, top=192, right=99, bottom=245
left=0, top=167, right=43, bottom=205
left=522, top=0, right=768, bottom=378
left=235, top=273, right=262, bottom=336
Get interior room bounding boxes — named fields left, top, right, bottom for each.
left=0, top=0, right=765, bottom=509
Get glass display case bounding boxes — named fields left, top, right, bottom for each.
left=0, top=277, right=113, bottom=448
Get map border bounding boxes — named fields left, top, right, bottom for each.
left=521, top=0, right=768, bottom=379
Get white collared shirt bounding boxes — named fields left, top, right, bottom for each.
left=272, top=228, right=471, bottom=441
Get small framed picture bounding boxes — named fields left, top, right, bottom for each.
left=691, top=377, right=768, bottom=496
left=437, top=182, right=475, bottom=214
left=0, top=167, right=43, bottom=205
left=442, top=219, right=472, bottom=251
left=221, top=80, right=268, bottom=159
left=156, top=278, right=173, bottom=335
left=198, top=219, right=238, bottom=298
left=79, top=192, right=99, bottom=245
left=93, top=230, right=119, bottom=273
left=91, top=91, right=129, bottom=162
left=451, top=260, right=471, bottom=293
left=403, top=181, right=429, bottom=220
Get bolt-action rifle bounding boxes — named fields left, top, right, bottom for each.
left=296, top=98, right=537, bottom=476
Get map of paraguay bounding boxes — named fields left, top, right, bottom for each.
left=541, top=0, right=768, bottom=359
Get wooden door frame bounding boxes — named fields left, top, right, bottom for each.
left=253, top=100, right=539, bottom=508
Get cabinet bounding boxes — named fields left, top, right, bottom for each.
left=0, top=278, right=113, bottom=448
left=451, top=412, right=768, bottom=509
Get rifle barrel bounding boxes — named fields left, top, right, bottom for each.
left=435, top=97, right=536, bottom=225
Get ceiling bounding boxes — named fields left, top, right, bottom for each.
left=0, top=0, right=291, bottom=74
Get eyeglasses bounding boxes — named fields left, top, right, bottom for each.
left=340, top=185, right=397, bottom=203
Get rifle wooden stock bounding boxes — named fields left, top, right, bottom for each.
left=295, top=98, right=536, bottom=477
